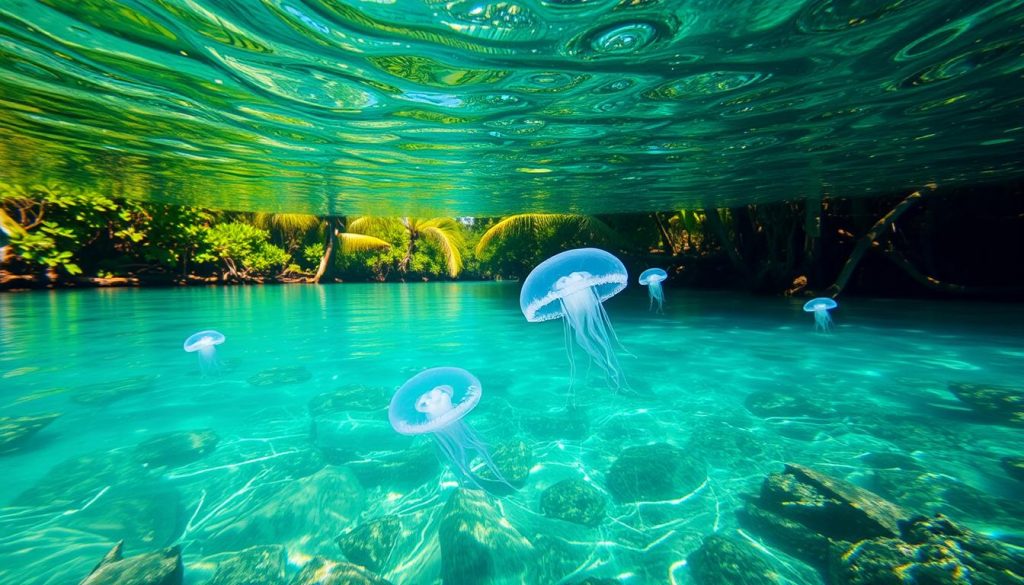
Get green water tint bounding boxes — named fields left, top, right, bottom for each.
left=1, top=285, right=1023, bottom=583
left=2, top=2, right=1024, bottom=214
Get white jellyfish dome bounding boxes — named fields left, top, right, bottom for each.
left=519, top=248, right=628, bottom=322
left=389, top=367, right=482, bottom=435
left=183, top=330, right=225, bottom=352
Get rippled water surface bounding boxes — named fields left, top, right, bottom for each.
left=1, top=1, right=1024, bottom=212
left=1, top=284, right=1022, bottom=583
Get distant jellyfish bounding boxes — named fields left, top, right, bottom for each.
left=638, top=268, right=668, bottom=313
left=803, top=298, right=838, bottom=332
left=389, top=367, right=511, bottom=492
left=521, top=248, right=629, bottom=393
left=183, top=330, right=225, bottom=374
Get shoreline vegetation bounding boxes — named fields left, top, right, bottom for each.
left=2, top=180, right=1023, bottom=299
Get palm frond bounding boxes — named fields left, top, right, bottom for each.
left=420, top=218, right=465, bottom=277
left=475, top=213, right=617, bottom=254
left=348, top=216, right=401, bottom=235
left=253, top=212, right=322, bottom=233
left=339, top=232, right=391, bottom=254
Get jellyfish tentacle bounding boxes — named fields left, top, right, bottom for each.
left=458, top=421, right=514, bottom=489
left=814, top=308, right=833, bottom=332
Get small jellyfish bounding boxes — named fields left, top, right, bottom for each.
left=389, top=367, right=510, bottom=491
left=183, top=330, right=225, bottom=374
left=521, top=248, right=629, bottom=392
left=803, top=297, right=838, bottom=332
left=638, top=268, right=668, bottom=313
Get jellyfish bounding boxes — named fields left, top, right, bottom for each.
left=520, top=248, right=629, bottom=392
left=183, top=330, right=225, bottom=374
left=803, top=297, right=838, bottom=332
left=638, top=268, right=668, bottom=313
left=389, top=367, right=511, bottom=491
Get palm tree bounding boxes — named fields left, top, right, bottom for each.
left=349, top=217, right=465, bottom=278
left=474, top=213, right=618, bottom=256
left=250, top=212, right=390, bottom=283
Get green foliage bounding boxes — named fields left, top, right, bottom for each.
left=301, top=242, right=325, bottom=270
left=196, top=222, right=288, bottom=277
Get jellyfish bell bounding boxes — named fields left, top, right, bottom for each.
left=638, top=268, right=668, bottom=313
left=520, top=248, right=629, bottom=393
left=389, top=367, right=512, bottom=492
left=183, top=329, right=225, bottom=374
left=803, top=297, right=838, bottom=332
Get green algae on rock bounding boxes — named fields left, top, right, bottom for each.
left=948, top=382, right=1024, bottom=426
left=206, top=545, right=286, bottom=585
left=686, top=533, right=780, bottom=585
left=81, top=541, right=182, bottom=585
left=605, top=443, right=706, bottom=503
left=0, top=413, right=59, bottom=455
left=439, top=488, right=534, bottom=585
left=337, top=516, right=401, bottom=574
left=133, top=429, right=219, bottom=468
left=288, top=557, right=393, bottom=585
left=539, top=478, right=606, bottom=527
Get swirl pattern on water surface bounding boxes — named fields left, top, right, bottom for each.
left=0, top=0, right=1021, bottom=213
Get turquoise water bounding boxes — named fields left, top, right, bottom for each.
left=2, top=2, right=1024, bottom=212
left=1, top=284, right=1023, bottom=583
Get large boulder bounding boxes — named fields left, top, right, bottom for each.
left=288, top=557, right=393, bottom=585
left=539, top=479, right=606, bottom=527
left=81, top=541, right=182, bottom=585
left=477, top=440, right=533, bottom=487
left=0, top=413, right=59, bottom=454
left=829, top=514, right=1024, bottom=585
left=687, top=533, right=780, bottom=585
left=133, top=429, right=219, bottom=468
left=205, top=545, right=286, bottom=585
left=337, top=516, right=401, bottom=574
left=439, top=488, right=534, bottom=585
left=605, top=443, right=705, bottom=503
left=948, top=382, right=1024, bottom=426
left=204, top=465, right=365, bottom=555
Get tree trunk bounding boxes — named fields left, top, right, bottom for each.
left=400, top=230, right=417, bottom=273
left=312, top=217, right=340, bottom=283
left=826, top=185, right=936, bottom=297
left=704, top=207, right=750, bottom=280
left=652, top=212, right=676, bottom=254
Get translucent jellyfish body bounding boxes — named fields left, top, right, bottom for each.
left=388, top=367, right=510, bottom=491
left=183, top=330, right=225, bottom=374
left=520, top=248, right=629, bottom=391
left=803, top=297, right=838, bottom=332
left=638, top=268, right=668, bottom=313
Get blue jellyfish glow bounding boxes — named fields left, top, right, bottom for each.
left=638, top=268, right=668, bottom=313
left=803, top=297, right=838, bottom=332
left=389, top=367, right=511, bottom=491
left=183, top=330, right=225, bottom=374
left=521, top=248, right=629, bottom=391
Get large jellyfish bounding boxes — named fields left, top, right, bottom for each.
left=521, top=248, right=629, bottom=392
left=389, top=367, right=511, bottom=491
left=183, top=330, right=225, bottom=374
left=638, top=268, right=668, bottom=313
left=803, top=297, right=838, bottom=332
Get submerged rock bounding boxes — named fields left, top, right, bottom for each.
left=73, top=375, right=156, bottom=405
left=343, top=444, right=440, bottom=487
left=439, top=488, right=534, bottom=585
left=288, top=557, right=393, bottom=585
left=247, top=366, right=312, bottom=388
left=605, top=443, right=705, bottom=503
left=736, top=501, right=833, bottom=568
left=744, top=390, right=832, bottom=419
left=687, top=533, right=780, bottom=585
left=1002, top=456, right=1024, bottom=482
left=81, top=541, right=182, bottom=585
left=478, top=440, right=532, bottom=487
left=133, top=429, right=219, bottom=468
left=0, top=413, right=59, bottom=454
left=948, top=382, right=1024, bottom=426
left=337, top=516, right=401, bottom=574
left=309, top=386, right=391, bottom=415
left=829, top=514, right=1024, bottom=585
left=869, top=470, right=1024, bottom=530
left=206, top=545, right=286, bottom=585
left=14, top=451, right=182, bottom=548
left=205, top=465, right=365, bottom=554
left=539, top=478, right=606, bottom=527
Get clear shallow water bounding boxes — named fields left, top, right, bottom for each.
left=1, top=2, right=1024, bottom=213
left=1, top=284, right=1023, bottom=584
